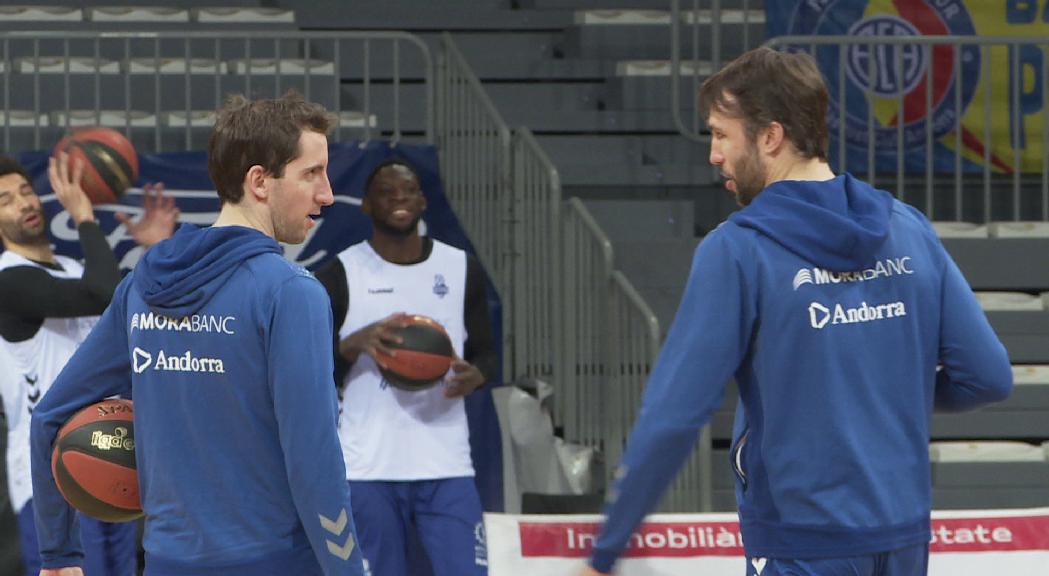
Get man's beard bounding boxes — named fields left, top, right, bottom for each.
left=731, top=142, right=768, bottom=207
left=0, top=214, right=48, bottom=246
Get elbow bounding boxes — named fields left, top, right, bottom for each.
left=985, top=355, right=1014, bottom=403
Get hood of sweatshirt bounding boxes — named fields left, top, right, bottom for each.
left=133, top=224, right=282, bottom=317
left=728, top=173, right=894, bottom=271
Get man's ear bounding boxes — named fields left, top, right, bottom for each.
left=760, top=121, right=786, bottom=155
left=360, top=193, right=372, bottom=217
left=245, top=165, right=268, bottom=200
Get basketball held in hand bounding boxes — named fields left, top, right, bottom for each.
left=52, top=127, right=139, bottom=205
left=51, top=398, right=142, bottom=522
left=374, top=315, right=455, bottom=392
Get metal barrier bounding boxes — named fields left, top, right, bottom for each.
left=671, top=0, right=759, bottom=144
left=561, top=198, right=710, bottom=511
left=434, top=35, right=681, bottom=508
left=0, top=30, right=433, bottom=153
left=436, top=32, right=516, bottom=373
left=512, top=128, right=563, bottom=386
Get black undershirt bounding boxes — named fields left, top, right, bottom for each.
left=315, top=237, right=498, bottom=387
left=0, top=222, right=121, bottom=342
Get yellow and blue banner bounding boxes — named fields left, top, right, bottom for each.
left=768, top=1, right=1049, bottom=174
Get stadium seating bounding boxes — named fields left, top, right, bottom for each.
left=3, top=0, right=1047, bottom=520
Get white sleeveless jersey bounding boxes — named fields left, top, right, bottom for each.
left=0, top=251, right=98, bottom=513
left=336, top=240, right=473, bottom=480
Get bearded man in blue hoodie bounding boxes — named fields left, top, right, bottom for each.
left=582, top=47, right=1012, bottom=576
left=29, top=92, right=366, bottom=576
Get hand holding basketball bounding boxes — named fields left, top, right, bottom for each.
left=338, top=312, right=411, bottom=364
left=444, top=356, right=485, bottom=398
left=48, top=152, right=93, bottom=225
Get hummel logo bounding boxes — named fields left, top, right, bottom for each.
left=319, top=509, right=348, bottom=536
left=792, top=268, right=813, bottom=290
left=319, top=509, right=355, bottom=561
left=132, top=347, right=152, bottom=373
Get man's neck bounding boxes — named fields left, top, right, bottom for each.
left=368, top=232, right=424, bottom=264
left=5, top=240, right=55, bottom=264
left=766, top=156, right=836, bottom=185
left=212, top=202, right=273, bottom=238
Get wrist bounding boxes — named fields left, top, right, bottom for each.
left=72, top=213, right=96, bottom=226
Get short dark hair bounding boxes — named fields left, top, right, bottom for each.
left=207, top=91, right=335, bottom=204
left=364, top=158, right=420, bottom=196
left=0, top=156, right=30, bottom=183
left=698, top=47, right=829, bottom=161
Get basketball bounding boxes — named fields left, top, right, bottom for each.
left=52, top=127, right=138, bottom=205
left=374, top=315, right=455, bottom=391
left=50, top=398, right=142, bottom=522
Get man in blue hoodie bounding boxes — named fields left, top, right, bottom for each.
left=582, top=47, right=1013, bottom=576
left=29, top=92, right=366, bottom=576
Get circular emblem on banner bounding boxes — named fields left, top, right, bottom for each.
left=786, top=0, right=979, bottom=152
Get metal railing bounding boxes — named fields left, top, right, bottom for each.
left=512, top=128, right=563, bottom=386
left=436, top=35, right=686, bottom=507
left=562, top=198, right=711, bottom=511
left=0, top=30, right=433, bottom=153
left=436, top=32, right=516, bottom=372
left=671, top=0, right=759, bottom=144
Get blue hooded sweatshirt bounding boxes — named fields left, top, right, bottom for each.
left=591, top=174, right=1012, bottom=571
left=31, top=224, right=365, bottom=575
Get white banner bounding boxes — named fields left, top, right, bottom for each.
left=485, top=508, right=1049, bottom=575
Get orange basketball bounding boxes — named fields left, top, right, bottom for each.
left=50, top=399, right=142, bottom=522
left=52, top=127, right=138, bottom=205
left=374, top=315, right=455, bottom=391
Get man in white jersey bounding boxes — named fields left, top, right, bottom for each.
left=0, top=154, right=177, bottom=576
left=316, top=158, right=498, bottom=576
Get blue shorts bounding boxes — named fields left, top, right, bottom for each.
left=348, top=477, right=487, bottom=576
left=746, top=543, right=928, bottom=576
left=17, top=499, right=138, bottom=576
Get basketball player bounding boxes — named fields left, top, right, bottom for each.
left=30, top=93, right=365, bottom=575
left=581, top=47, right=1012, bottom=576
left=315, top=158, right=497, bottom=576
left=0, top=154, right=177, bottom=576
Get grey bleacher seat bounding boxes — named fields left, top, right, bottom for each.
left=51, top=110, right=157, bottom=128
left=974, top=291, right=1044, bottom=312
left=85, top=6, right=189, bottom=23
left=932, top=221, right=988, bottom=238
left=14, top=57, right=121, bottom=75
left=930, top=442, right=1049, bottom=509
left=932, top=366, right=1049, bottom=439
left=0, top=5, right=80, bottom=22
left=229, top=58, right=335, bottom=76
left=288, top=1, right=572, bottom=30
left=1, top=111, right=50, bottom=127
left=567, top=9, right=764, bottom=61
left=124, top=58, right=229, bottom=75
left=989, top=221, right=1049, bottom=238
left=941, top=237, right=1049, bottom=291
left=192, top=7, right=295, bottom=24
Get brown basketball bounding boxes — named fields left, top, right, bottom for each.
left=50, top=399, right=142, bottom=522
left=374, top=315, right=455, bottom=391
left=52, top=127, right=138, bottom=205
